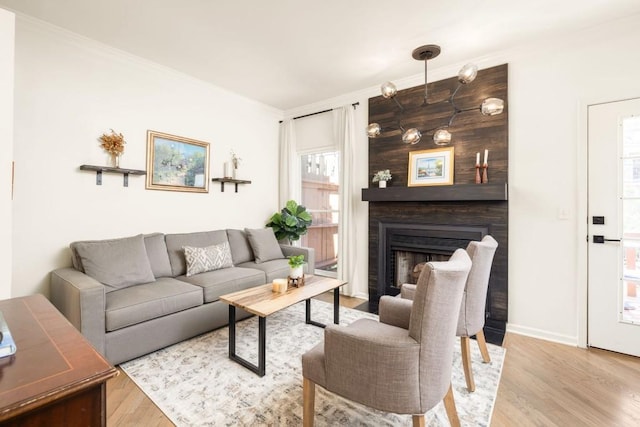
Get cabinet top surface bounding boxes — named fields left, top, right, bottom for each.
left=0, top=294, right=117, bottom=418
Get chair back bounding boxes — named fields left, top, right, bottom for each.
left=408, top=248, right=471, bottom=411
left=457, top=235, right=498, bottom=337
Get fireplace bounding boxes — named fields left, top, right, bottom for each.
left=364, top=64, right=508, bottom=344
left=378, top=222, right=488, bottom=298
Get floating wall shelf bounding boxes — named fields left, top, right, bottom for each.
left=80, top=165, right=146, bottom=187
left=211, top=178, right=252, bottom=193
left=361, top=182, right=508, bottom=202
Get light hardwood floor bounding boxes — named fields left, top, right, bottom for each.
left=106, top=295, right=640, bottom=426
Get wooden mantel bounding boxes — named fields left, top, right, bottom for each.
left=362, top=182, right=508, bottom=202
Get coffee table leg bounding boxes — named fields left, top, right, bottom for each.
left=228, top=305, right=236, bottom=359
left=306, top=290, right=340, bottom=328
left=334, top=287, right=340, bottom=324
left=227, top=306, right=267, bottom=377
left=258, top=316, right=266, bottom=376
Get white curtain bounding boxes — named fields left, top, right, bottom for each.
left=334, top=105, right=357, bottom=296
left=278, top=119, right=300, bottom=207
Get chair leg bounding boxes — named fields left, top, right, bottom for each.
left=443, top=383, right=461, bottom=427
left=476, top=329, right=491, bottom=363
left=460, top=336, right=476, bottom=392
left=412, top=414, right=425, bottom=427
left=303, top=377, right=315, bottom=427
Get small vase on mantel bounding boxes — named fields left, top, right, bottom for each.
left=378, top=180, right=387, bottom=188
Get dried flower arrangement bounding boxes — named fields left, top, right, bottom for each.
left=230, top=150, right=242, bottom=169
left=98, top=129, right=126, bottom=155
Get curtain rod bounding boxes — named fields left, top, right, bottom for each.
left=279, top=102, right=359, bottom=123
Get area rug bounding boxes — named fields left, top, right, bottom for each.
left=120, top=300, right=505, bottom=426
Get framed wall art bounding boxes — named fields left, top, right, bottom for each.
left=146, top=130, right=210, bottom=193
left=407, top=147, right=454, bottom=187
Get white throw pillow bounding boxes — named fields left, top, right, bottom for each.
left=183, top=242, right=233, bottom=276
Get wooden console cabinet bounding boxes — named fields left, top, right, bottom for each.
left=0, top=294, right=117, bottom=426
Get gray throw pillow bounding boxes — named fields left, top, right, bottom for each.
left=183, top=242, right=234, bottom=276
left=144, top=233, right=173, bottom=278
left=226, top=229, right=254, bottom=264
left=73, top=234, right=156, bottom=292
left=244, top=228, right=284, bottom=264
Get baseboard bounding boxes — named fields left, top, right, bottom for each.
left=506, top=323, right=578, bottom=346
left=353, top=292, right=369, bottom=300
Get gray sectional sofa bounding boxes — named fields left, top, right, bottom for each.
left=50, top=228, right=314, bottom=365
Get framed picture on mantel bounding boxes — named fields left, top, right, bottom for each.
left=146, top=130, right=210, bottom=193
left=408, top=147, right=454, bottom=187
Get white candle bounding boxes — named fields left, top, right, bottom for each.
left=484, top=149, right=488, bottom=165
left=476, top=152, right=480, bottom=165
left=273, top=278, right=287, bottom=293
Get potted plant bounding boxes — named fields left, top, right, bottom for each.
left=266, top=200, right=312, bottom=243
left=372, top=169, right=392, bottom=188
left=288, top=254, right=306, bottom=279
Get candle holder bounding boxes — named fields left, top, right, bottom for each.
left=475, top=163, right=482, bottom=184
left=482, top=163, right=488, bottom=183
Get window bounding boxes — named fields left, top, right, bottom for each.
left=300, top=151, right=340, bottom=276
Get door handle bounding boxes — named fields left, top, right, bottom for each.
left=592, top=235, right=621, bottom=244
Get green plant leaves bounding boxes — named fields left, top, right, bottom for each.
left=265, top=199, right=313, bottom=242
left=288, top=254, right=305, bottom=268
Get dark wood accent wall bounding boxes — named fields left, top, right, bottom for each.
left=366, top=64, right=508, bottom=344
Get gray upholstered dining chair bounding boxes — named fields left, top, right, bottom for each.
left=301, top=249, right=471, bottom=427
left=401, top=235, right=498, bottom=392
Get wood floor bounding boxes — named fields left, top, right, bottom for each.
left=106, top=295, right=640, bottom=426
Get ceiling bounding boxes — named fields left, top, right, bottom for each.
left=2, top=0, right=640, bottom=111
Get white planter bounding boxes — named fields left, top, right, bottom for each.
left=289, top=265, right=304, bottom=279
left=378, top=180, right=387, bottom=188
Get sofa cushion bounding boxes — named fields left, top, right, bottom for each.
left=226, top=229, right=254, bottom=264
left=184, top=242, right=233, bottom=276
left=178, top=267, right=266, bottom=303
left=105, top=277, right=203, bottom=332
left=238, top=259, right=290, bottom=283
left=73, top=234, right=156, bottom=292
left=245, top=228, right=284, bottom=264
left=144, top=233, right=172, bottom=278
left=165, top=230, right=228, bottom=277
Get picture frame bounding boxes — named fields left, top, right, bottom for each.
left=146, top=130, right=210, bottom=193
left=407, top=147, right=454, bottom=187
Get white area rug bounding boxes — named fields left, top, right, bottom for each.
left=120, top=300, right=505, bottom=426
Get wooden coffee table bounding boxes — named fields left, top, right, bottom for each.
left=219, top=275, right=346, bottom=377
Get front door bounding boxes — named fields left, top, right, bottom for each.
left=588, top=98, right=640, bottom=357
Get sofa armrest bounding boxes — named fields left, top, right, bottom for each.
left=50, top=268, right=106, bottom=355
left=280, top=244, right=315, bottom=274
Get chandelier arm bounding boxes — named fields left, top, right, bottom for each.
left=392, top=97, right=405, bottom=112
left=446, top=111, right=460, bottom=128
left=447, top=104, right=483, bottom=127
left=448, top=83, right=465, bottom=113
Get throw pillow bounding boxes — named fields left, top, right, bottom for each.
left=184, top=241, right=234, bottom=276
left=143, top=233, right=173, bottom=278
left=244, top=228, right=284, bottom=264
left=226, top=229, right=254, bottom=264
left=73, top=234, right=156, bottom=292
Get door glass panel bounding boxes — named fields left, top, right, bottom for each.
left=300, top=151, right=340, bottom=276
left=621, top=116, right=640, bottom=324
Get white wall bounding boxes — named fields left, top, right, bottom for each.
left=285, top=14, right=640, bottom=344
left=11, top=16, right=282, bottom=297
left=0, top=9, right=14, bottom=300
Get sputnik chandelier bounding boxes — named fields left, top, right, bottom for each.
left=366, top=44, right=504, bottom=145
